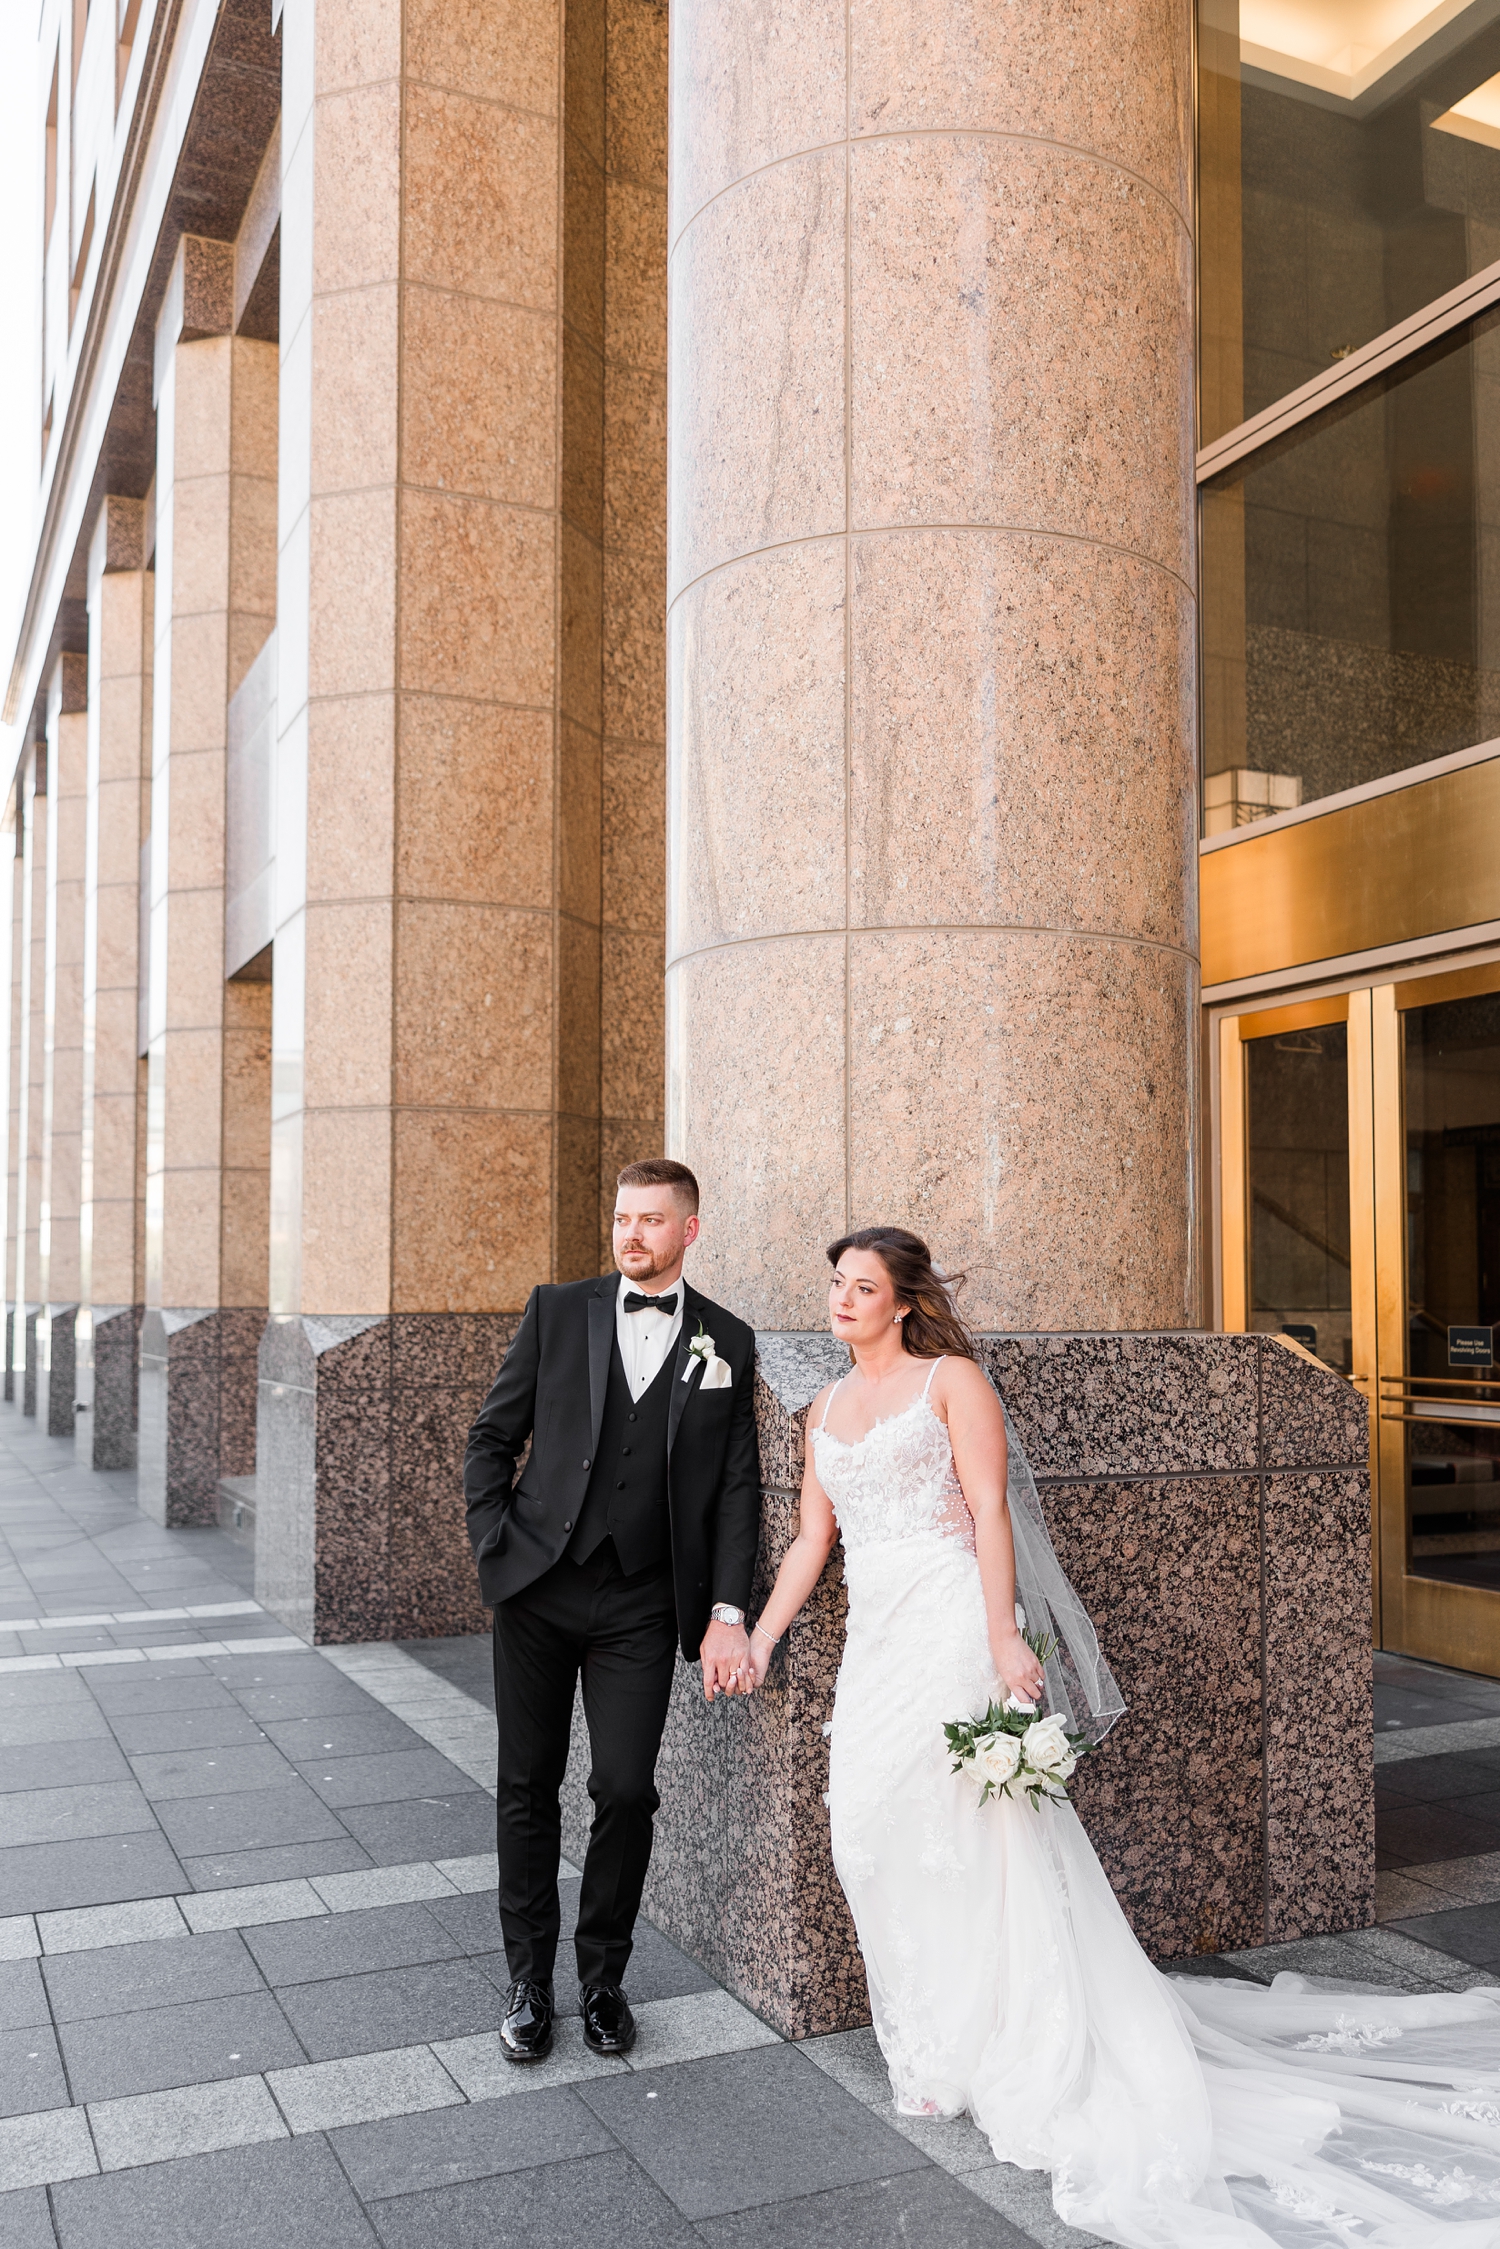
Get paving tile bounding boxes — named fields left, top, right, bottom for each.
left=962, top=2161, right=1109, bottom=2247
left=84, top=1677, right=235, bottom=1716
left=152, top=1780, right=352, bottom=1857
left=423, top=1888, right=503, bottom=1953
left=700, top=2167, right=1031, bottom=2248
left=276, top=1958, right=505, bottom=2061
left=1386, top=1902, right=1500, bottom=1967
left=260, top=1713, right=428, bottom=1762
left=624, top=1990, right=781, bottom=2068
left=310, top=1862, right=458, bottom=1912
left=88, top=2074, right=289, bottom=2171
left=0, top=1738, right=132, bottom=1792
left=0, top=1702, right=113, bottom=1748
left=0, top=2186, right=58, bottom=2247
left=0, top=1672, right=94, bottom=1708
left=106, top=1706, right=271, bottom=1756
left=181, top=1837, right=374, bottom=1890
left=232, top=1683, right=384, bottom=1726
left=0, top=2103, right=97, bottom=2192
left=268, top=2042, right=465, bottom=2132
left=44, top=1929, right=264, bottom=2022
left=330, top=2085, right=615, bottom=2199
left=50, top=2133, right=376, bottom=2247
left=296, top=1748, right=483, bottom=1808
left=578, top=2043, right=929, bottom=2218
left=434, top=1853, right=500, bottom=1893
left=0, top=1957, right=48, bottom=2028
left=59, top=1651, right=147, bottom=1670
left=181, top=1879, right=327, bottom=1933
left=0, top=1915, right=39, bottom=1960
left=0, top=1831, right=188, bottom=1915
left=246, top=1901, right=465, bottom=1988
left=57, top=1990, right=305, bottom=2102
left=619, top=1925, right=721, bottom=2009
left=0, top=2024, right=70, bottom=2114
left=127, top=1744, right=298, bottom=1801
left=0, top=1780, right=156, bottom=1847
left=432, top=2017, right=631, bottom=2098
left=38, top=1896, right=189, bottom=1953
left=366, top=2147, right=701, bottom=2249
left=336, top=1796, right=498, bottom=1866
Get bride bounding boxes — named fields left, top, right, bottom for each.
left=745, top=1224, right=1500, bottom=2248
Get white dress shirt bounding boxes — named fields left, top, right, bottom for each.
left=614, top=1275, right=685, bottom=1401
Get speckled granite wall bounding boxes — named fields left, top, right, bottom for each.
left=137, top=1307, right=264, bottom=1527
left=559, top=1330, right=1372, bottom=2038
left=79, top=1305, right=143, bottom=1470
left=43, top=1306, right=78, bottom=1438
left=255, top=1314, right=518, bottom=1647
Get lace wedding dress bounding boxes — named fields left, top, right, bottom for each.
left=812, top=1360, right=1500, bottom=2248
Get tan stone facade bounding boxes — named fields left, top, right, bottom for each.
left=3, top=0, right=672, bottom=1627
left=0, top=0, right=1231, bottom=1644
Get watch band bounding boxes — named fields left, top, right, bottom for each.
left=709, top=1603, right=745, bottom=1627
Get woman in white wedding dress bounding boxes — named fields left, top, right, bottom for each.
left=745, top=1225, right=1500, bottom=2249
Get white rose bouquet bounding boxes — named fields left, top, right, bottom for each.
left=943, top=1631, right=1092, bottom=1809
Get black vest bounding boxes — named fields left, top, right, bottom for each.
left=567, top=1333, right=673, bottom=1575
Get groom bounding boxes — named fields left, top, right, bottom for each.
left=463, top=1159, right=760, bottom=2064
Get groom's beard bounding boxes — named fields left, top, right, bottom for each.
left=616, top=1242, right=675, bottom=1284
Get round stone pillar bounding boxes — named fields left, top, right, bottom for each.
left=666, top=0, right=1198, bottom=1331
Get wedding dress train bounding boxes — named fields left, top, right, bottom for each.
left=813, top=1363, right=1500, bottom=2248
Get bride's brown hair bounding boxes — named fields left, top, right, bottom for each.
left=826, top=1226, right=979, bottom=1362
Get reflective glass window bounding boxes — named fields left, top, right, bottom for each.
left=1199, top=0, right=1500, bottom=446
left=1201, top=311, right=1500, bottom=826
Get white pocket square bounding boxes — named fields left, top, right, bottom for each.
left=686, top=1352, right=733, bottom=1388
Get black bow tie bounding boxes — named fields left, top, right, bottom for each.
left=623, top=1290, right=677, bottom=1315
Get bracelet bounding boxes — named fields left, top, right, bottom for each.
left=752, top=1622, right=779, bottom=1646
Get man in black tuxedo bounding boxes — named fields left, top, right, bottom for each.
left=463, top=1158, right=760, bottom=2064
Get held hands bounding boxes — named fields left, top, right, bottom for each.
left=700, top=1619, right=753, bottom=1703
left=993, top=1626, right=1046, bottom=1708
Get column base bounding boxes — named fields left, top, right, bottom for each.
left=22, top=1307, right=40, bottom=1417
left=138, top=1307, right=265, bottom=1527
left=76, top=1306, right=144, bottom=1469
left=558, top=1329, right=1374, bottom=2039
left=254, top=1313, right=517, bottom=1644
left=42, top=1305, right=78, bottom=1438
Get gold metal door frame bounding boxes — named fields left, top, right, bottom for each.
left=1377, top=962, right=1500, bottom=1674
left=1217, top=992, right=1357, bottom=1331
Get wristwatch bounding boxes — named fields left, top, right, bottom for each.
left=709, top=1603, right=745, bottom=1627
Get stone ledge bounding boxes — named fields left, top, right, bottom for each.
left=563, top=1328, right=1373, bottom=2038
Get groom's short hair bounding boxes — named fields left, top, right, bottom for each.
left=617, top=1158, right=700, bottom=1215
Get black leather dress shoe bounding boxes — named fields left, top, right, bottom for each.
left=579, top=1981, right=636, bottom=2055
left=499, top=1978, right=554, bottom=2063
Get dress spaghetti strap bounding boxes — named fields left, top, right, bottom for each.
left=819, top=1375, right=845, bottom=1431
left=920, top=1355, right=947, bottom=1399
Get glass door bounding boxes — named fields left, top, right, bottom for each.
left=1377, top=966, right=1500, bottom=1674
left=1219, top=994, right=1374, bottom=1380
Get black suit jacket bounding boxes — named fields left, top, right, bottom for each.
left=463, top=1272, right=761, bottom=1660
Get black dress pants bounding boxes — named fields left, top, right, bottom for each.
left=492, top=1539, right=678, bottom=1988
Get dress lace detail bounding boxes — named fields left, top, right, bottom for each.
left=811, top=1371, right=975, bottom=1555
left=819, top=1379, right=1500, bottom=2249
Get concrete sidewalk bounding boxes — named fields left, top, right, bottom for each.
left=0, top=1398, right=1491, bottom=2248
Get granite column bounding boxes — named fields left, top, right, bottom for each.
left=667, top=0, right=1198, bottom=1327
left=261, top=0, right=667, bottom=1641
left=78, top=498, right=153, bottom=1467
left=38, top=655, right=88, bottom=1436
left=141, top=237, right=277, bottom=1526
left=15, top=744, right=47, bottom=1414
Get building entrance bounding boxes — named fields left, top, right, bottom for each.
left=1219, top=963, right=1500, bottom=1675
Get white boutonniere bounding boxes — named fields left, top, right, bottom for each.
left=684, top=1320, right=733, bottom=1388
